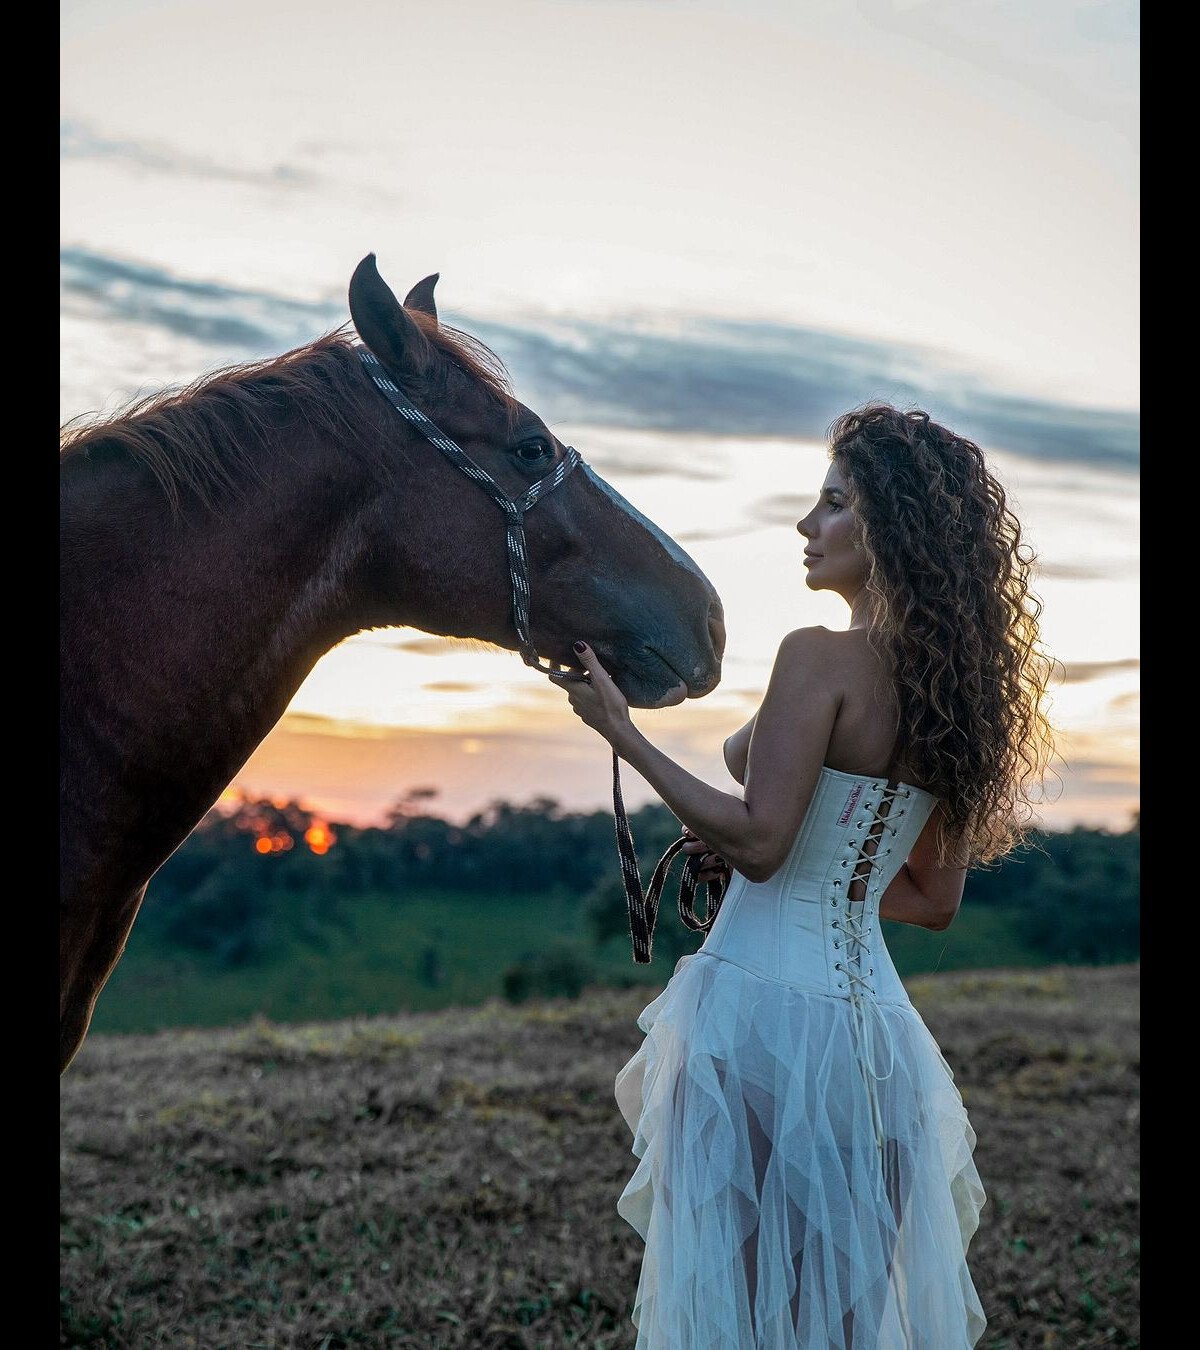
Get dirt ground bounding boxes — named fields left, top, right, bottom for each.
left=60, top=962, right=1139, bottom=1348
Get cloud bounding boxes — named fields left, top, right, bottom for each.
left=60, top=119, right=317, bottom=190
left=1059, top=658, right=1140, bottom=684
left=675, top=524, right=759, bottom=543
left=1035, top=561, right=1117, bottom=582
left=60, top=247, right=343, bottom=354
left=275, top=712, right=402, bottom=740
left=421, top=681, right=485, bottom=693
left=580, top=451, right=725, bottom=482
left=384, top=636, right=495, bottom=656
left=478, top=312, right=1139, bottom=471
left=748, top=493, right=819, bottom=527
left=858, top=0, right=1137, bottom=138
left=60, top=245, right=1139, bottom=472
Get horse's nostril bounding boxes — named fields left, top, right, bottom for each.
left=707, top=603, right=726, bottom=661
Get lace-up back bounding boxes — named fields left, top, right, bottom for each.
left=697, top=766, right=938, bottom=1001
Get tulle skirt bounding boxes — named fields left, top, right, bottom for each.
left=614, top=951, right=987, bottom=1349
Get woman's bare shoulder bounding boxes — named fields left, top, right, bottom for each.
left=778, top=624, right=841, bottom=651
left=778, top=625, right=877, bottom=674
left=772, top=626, right=847, bottom=685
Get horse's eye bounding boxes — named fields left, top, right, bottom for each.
left=515, top=439, right=551, bottom=462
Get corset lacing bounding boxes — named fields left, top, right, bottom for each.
left=831, top=783, right=911, bottom=1191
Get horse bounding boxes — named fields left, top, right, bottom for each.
left=59, top=255, right=725, bottom=1073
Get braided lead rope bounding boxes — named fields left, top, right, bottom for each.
left=359, top=345, right=717, bottom=964
left=611, top=747, right=728, bottom=963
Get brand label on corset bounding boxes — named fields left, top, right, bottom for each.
left=837, top=783, right=864, bottom=826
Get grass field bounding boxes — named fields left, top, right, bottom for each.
left=91, top=886, right=1053, bottom=1035
left=60, top=962, right=1138, bottom=1347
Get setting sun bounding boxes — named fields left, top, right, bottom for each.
left=304, top=822, right=335, bottom=855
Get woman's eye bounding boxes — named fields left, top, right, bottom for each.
left=515, top=440, right=551, bottom=462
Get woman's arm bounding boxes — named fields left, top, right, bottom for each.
left=609, top=628, right=841, bottom=883
left=878, top=804, right=967, bottom=931
left=723, top=712, right=757, bottom=785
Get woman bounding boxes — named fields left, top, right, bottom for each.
left=550, top=404, right=1055, bottom=1348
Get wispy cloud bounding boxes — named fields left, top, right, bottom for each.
left=1060, top=658, right=1140, bottom=684
left=487, top=313, right=1140, bottom=470
left=60, top=119, right=317, bottom=190
left=385, top=637, right=487, bottom=656
left=748, top=493, right=819, bottom=527
left=675, top=524, right=759, bottom=543
left=60, top=246, right=341, bottom=353
left=857, top=0, right=1138, bottom=140
left=1036, top=561, right=1123, bottom=582
left=60, top=245, right=1139, bottom=472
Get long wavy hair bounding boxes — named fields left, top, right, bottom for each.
left=829, top=404, right=1058, bottom=867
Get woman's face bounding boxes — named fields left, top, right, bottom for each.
left=795, top=462, right=868, bottom=598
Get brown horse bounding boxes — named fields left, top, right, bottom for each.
left=60, top=255, right=725, bottom=1072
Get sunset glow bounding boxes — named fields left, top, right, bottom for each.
left=304, top=823, right=335, bottom=856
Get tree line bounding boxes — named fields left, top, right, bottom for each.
left=137, top=792, right=1140, bottom=978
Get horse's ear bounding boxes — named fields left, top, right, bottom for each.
left=403, top=273, right=439, bottom=322
left=348, top=254, right=432, bottom=382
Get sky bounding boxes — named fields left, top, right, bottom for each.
left=61, top=0, right=1139, bottom=831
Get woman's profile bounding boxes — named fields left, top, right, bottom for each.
left=551, top=403, right=1056, bottom=1347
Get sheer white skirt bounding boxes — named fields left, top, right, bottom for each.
left=614, top=951, right=987, bottom=1349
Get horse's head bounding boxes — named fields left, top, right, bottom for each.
left=348, top=255, right=724, bottom=708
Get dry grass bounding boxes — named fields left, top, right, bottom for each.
left=60, top=963, right=1139, bottom=1348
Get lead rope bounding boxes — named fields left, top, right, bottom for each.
left=359, top=346, right=718, bottom=963
left=612, top=745, right=729, bottom=964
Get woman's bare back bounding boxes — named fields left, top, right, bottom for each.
left=725, top=626, right=926, bottom=792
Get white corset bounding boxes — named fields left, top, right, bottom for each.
left=702, top=765, right=936, bottom=995
left=699, top=765, right=938, bottom=1154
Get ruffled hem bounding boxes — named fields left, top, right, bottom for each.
left=614, top=951, right=987, bottom=1349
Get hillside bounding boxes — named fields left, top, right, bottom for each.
left=92, top=884, right=1064, bottom=1036
left=61, top=962, right=1139, bottom=1348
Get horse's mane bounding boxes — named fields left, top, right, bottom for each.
left=60, top=317, right=519, bottom=512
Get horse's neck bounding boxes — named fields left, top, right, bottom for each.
left=60, top=440, right=374, bottom=884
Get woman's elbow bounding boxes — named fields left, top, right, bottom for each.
left=743, top=848, right=786, bottom=885
left=925, top=903, right=961, bottom=932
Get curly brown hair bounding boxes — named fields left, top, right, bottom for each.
left=829, top=404, right=1058, bottom=867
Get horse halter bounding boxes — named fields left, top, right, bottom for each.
left=359, top=347, right=586, bottom=680
left=359, top=345, right=727, bottom=964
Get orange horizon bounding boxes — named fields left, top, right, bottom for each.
left=231, top=712, right=1140, bottom=836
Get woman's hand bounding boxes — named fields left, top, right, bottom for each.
left=681, top=830, right=733, bottom=885
left=547, top=641, right=633, bottom=744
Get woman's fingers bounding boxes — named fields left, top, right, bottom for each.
left=680, top=836, right=730, bottom=880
